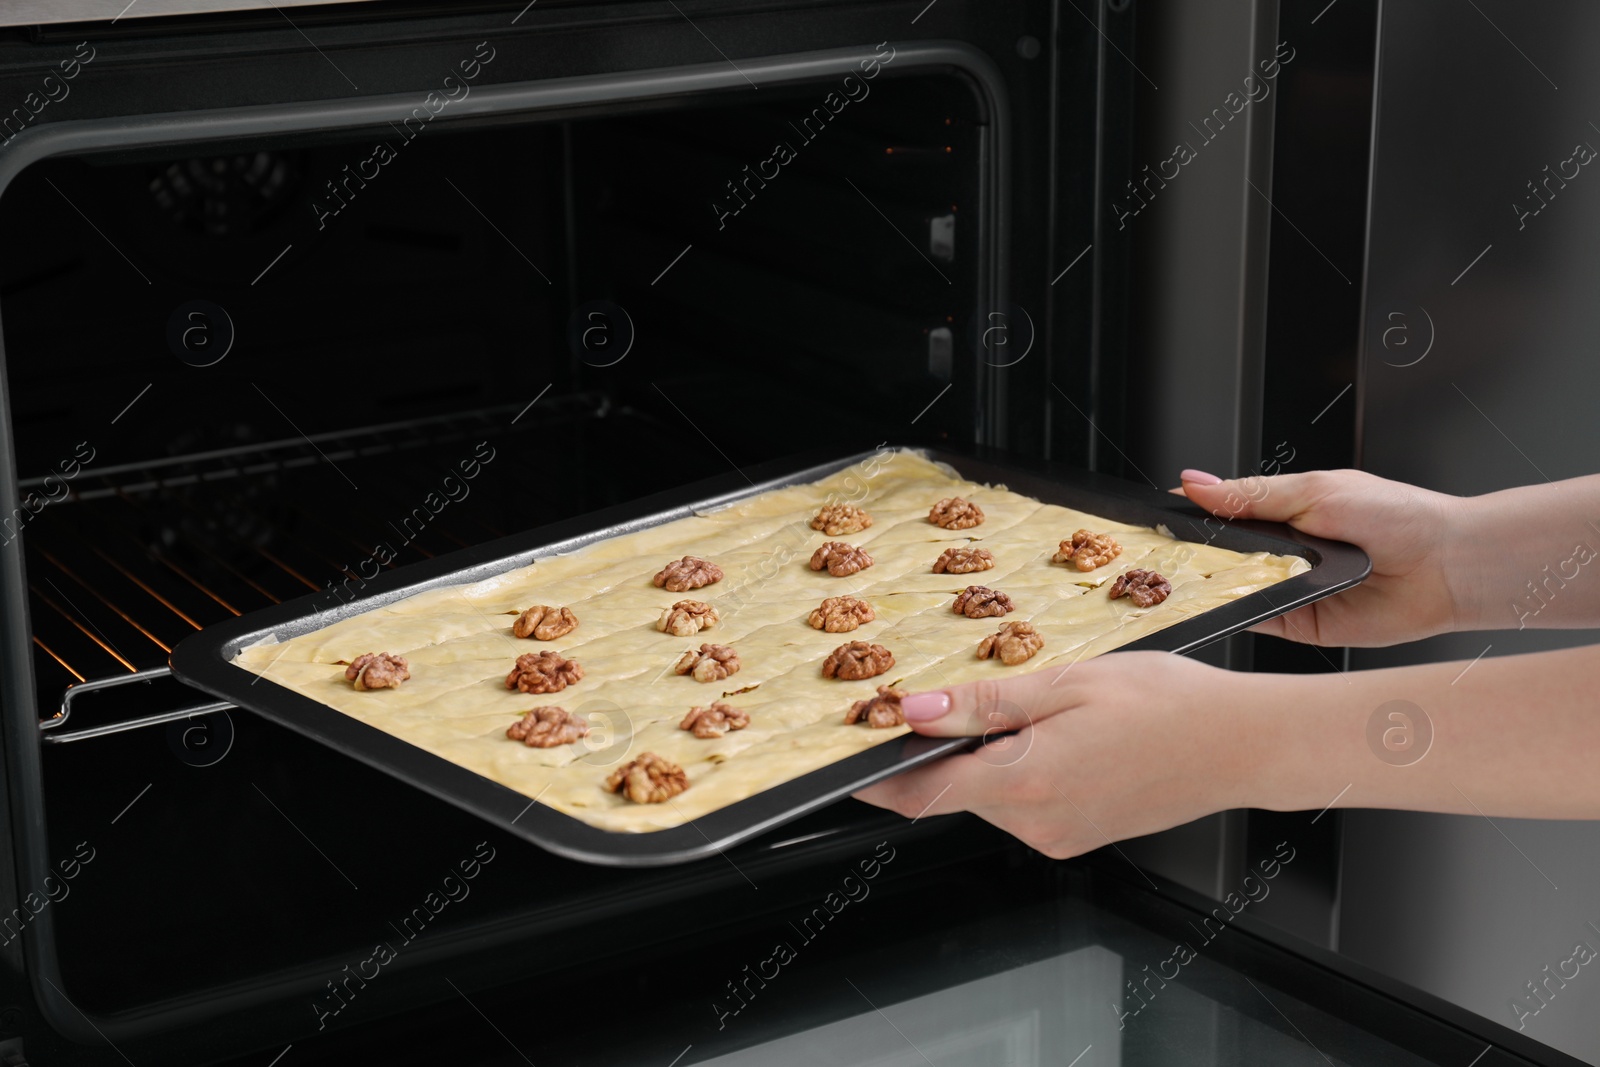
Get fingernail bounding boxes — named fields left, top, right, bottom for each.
left=901, top=691, right=951, bottom=722
left=1180, top=469, right=1222, bottom=486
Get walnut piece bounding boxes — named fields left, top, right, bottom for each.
left=844, top=685, right=907, bottom=728
left=506, top=706, right=589, bottom=748
left=1109, top=569, right=1173, bottom=608
left=1051, top=529, right=1123, bottom=572
left=345, top=652, right=410, bottom=691
left=674, top=643, right=741, bottom=683
left=929, top=496, right=985, bottom=530
left=653, top=556, right=724, bottom=593
left=605, top=752, right=689, bottom=804
left=808, top=595, right=876, bottom=633
left=680, top=702, right=751, bottom=739
left=952, top=585, right=1015, bottom=619
left=505, top=651, right=584, bottom=694
left=657, top=599, right=719, bottom=637
left=811, top=503, right=874, bottom=536
left=512, top=604, right=579, bottom=641
left=821, top=640, right=895, bottom=681
left=810, top=541, right=874, bottom=577
left=932, top=546, right=995, bottom=574
left=976, top=621, right=1045, bottom=666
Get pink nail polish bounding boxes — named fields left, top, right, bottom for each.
left=901, top=692, right=951, bottom=722
left=1180, top=469, right=1222, bottom=486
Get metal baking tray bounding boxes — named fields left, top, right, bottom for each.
left=169, top=446, right=1370, bottom=867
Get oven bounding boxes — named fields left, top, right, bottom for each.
left=0, top=2, right=1581, bottom=1065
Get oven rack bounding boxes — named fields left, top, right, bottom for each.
left=17, top=395, right=604, bottom=498
left=26, top=391, right=622, bottom=742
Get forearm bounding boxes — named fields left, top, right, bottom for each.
left=1450, top=475, right=1600, bottom=630
left=1241, top=644, right=1600, bottom=820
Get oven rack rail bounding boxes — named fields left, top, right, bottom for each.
left=39, top=666, right=230, bottom=744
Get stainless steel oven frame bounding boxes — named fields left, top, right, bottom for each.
left=0, top=1, right=379, bottom=27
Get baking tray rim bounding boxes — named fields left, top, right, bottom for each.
left=168, top=444, right=1371, bottom=867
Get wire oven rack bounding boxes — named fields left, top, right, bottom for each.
left=24, top=393, right=616, bottom=743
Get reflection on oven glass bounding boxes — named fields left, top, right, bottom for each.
left=695, top=947, right=1122, bottom=1067
left=149, top=152, right=298, bottom=237
left=690, top=897, right=1446, bottom=1067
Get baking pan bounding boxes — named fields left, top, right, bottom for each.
left=169, top=446, right=1370, bottom=867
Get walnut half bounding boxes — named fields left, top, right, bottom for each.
left=674, top=643, right=741, bottom=683
left=952, top=585, right=1014, bottom=619
left=932, top=546, right=994, bottom=574
left=929, top=496, right=985, bottom=529
left=976, top=622, right=1044, bottom=666
left=505, top=651, right=584, bottom=694
left=1052, top=530, right=1122, bottom=572
left=653, top=556, right=724, bottom=593
left=1109, top=569, right=1172, bottom=608
left=844, top=686, right=907, bottom=728
left=506, top=706, right=589, bottom=748
left=811, top=503, right=873, bottom=536
left=808, top=595, right=876, bottom=633
left=657, top=599, right=719, bottom=637
left=345, top=652, right=410, bottom=691
left=512, top=604, right=579, bottom=641
left=680, top=702, right=750, bottom=739
left=810, top=541, right=873, bottom=577
left=605, top=752, right=689, bottom=804
left=821, top=640, right=895, bottom=681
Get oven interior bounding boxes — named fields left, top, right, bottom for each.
left=0, top=71, right=995, bottom=1031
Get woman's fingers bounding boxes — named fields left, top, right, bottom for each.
left=854, top=735, right=1114, bottom=860
left=1171, top=474, right=1329, bottom=643
left=854, top=749, right=1017, bottom=819
left=1179, top=468, right=1353, bottom=531
left=1246, top=614, right=1289, bottom=640
left=900, top=664, right=1085, bottom=737
left=1246, top=604, right=1326, bottom=644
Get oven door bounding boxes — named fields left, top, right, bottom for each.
left=220, top=849, right=1589, bottom=1067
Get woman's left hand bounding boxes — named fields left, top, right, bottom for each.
left=852, top=651, right=1263, bottom=858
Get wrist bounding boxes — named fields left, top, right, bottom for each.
left=1211, top=669, right=1302, bottom=812
left=1229, top=670, right=1347, bottom=814
left=1436, top=489, right=1488, bottom=632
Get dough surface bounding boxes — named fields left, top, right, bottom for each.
left=233, top=451, right=1309, bottom=833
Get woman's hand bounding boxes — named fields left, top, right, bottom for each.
left=1177, top=468, right=1465, bottom=647
left=853, top=651, right=1262, bottom=858
left=858, top=642, right=1600, bottom=858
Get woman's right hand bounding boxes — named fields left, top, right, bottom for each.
left=1178, top=468, right=1466, bottom=647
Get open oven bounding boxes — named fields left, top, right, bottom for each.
left=0, top=2, right=1125, bottom=1061
left=0, top=2, right=1584, bottom=1066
